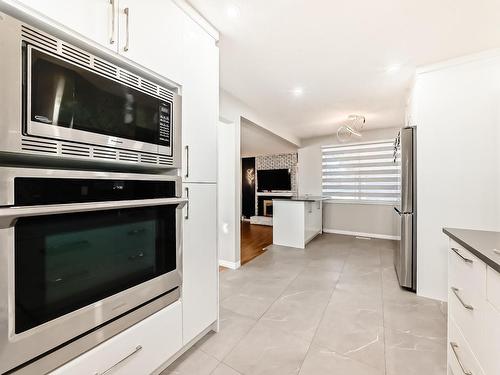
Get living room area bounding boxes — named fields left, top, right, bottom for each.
left=239, top=119, right=299, bottom=265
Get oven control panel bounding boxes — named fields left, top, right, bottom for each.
left=159, top=102, right=171, bottom=147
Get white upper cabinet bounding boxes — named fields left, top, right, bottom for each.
left=181, top=17, right=219, bottom=183
left=14, top=0, right=118, bottom=50
left=117, top=0, right=184, bottom=84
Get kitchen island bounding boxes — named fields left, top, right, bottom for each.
left=272, top=196, right=325, bottom=249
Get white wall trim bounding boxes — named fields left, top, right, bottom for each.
left=323, top=228, right=400, bottom=241
left=219, top=260, right=241, bottom=270
left=173, top=0, right=220, bottom=41
left=416, top=47, right=500, bottom=75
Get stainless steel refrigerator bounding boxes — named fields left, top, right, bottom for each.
left=393, top=127, right=416, bottom=291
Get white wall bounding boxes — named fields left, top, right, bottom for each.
left=298, top=128, right=401, bottom=239
left=220, top=90, right=300, bottom=146
left=219, top=90, right=301, bottom=268
left=411, top=50, right=500, bottom=302
left=241, top=118, right=298, bottom=157
left=217, top=121, right=240, bottom=268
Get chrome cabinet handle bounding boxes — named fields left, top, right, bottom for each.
left=109, top=0, right=116, bottom=44
left=451, top=287, right=474, bottom=310
left=451, top=247, right=473, bottom=264
left=185, top=145, right=190, bottom=179
left=95, top=345, right=142, bottom=375
left=184, top=187, right=189, bottom=220
left=0, top=198, right=188, bottom=229
left=123, top=7, right=130, bottom=51
left=450, top=342, right=472, bottom=375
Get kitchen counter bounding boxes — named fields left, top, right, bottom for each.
left=273, top=198, right=323, bottom=248
left=443, top=227, right=500, bottom=273
left=273, top=195, right=326, bottom=202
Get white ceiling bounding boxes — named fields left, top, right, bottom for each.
left=240, top=118, right=298, bottom=157
left=188, top=0, right=500, bottom=140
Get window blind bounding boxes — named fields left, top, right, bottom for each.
left=322, top=140, right=401, bottom=204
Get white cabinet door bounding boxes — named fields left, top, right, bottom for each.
left=117, top=0, right=184, bottom=84
left=182, top=183, right=218, bottom=344
left=14, top=0, right=117, bottom=49
left=182, top=17, right=218, bottom=183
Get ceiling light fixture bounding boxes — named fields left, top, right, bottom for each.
left=386, top=64, right=402, bottom=73
left=226, top=4, right=240, bottom=19
left=291, top=87, right=303, bottom=97
left=337, top=115, right=366, bottom=142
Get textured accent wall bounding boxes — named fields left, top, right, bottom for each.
left=255, top=153, right=298, bottom=192
left=254, top=153, right=298, bottom=216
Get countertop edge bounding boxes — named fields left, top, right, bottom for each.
left=273, top=197, right=326, bottom=202
left=442, top=228, right=500, bottom=274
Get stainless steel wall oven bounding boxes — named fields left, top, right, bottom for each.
left=0, top=13, right=181, bottom=169
left=0, top=167, right=186, bottom=374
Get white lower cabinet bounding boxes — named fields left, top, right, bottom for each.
left=182, top=183, right=218, bottom=344
left=50, top=301, right=182, bottom=375
left=447, top=240, right=500, bottom=375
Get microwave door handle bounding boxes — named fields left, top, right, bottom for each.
left=0, top=197, right=188, bottom=229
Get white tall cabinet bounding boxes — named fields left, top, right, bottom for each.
left=182, top=184, right=217, bottom=344
left=181, top=17, right=218, bottom=183
left=1, top=0, right=220, bottom=372
left=181, top=14, right=219, bottom=345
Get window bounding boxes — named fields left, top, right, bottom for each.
left=322, top=140, right=400, bottom=204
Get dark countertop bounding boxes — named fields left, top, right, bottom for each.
left=273, top=196, right=327, bottom=202
left=443, top=227, right=500, bottom=273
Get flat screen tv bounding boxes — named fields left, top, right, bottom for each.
left=257, top=169, right=291, bottom=191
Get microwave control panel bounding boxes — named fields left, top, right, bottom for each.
left=159, top=102, right=171, bottom=146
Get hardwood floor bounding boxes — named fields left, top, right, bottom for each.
left=240, top=221, right=273, bottom=265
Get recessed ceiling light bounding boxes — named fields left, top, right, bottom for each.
left=226, top=4, right=240, bottom=19
left=386, top=64, right=402, bottom=73
left=291, top=87, right=303, bottom=97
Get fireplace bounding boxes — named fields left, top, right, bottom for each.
left=257, top=196, right=291, bottom=217
left=263, top=200, right=273, bottom=216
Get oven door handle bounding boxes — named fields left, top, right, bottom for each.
left=0, top=198, right=188, bottom=228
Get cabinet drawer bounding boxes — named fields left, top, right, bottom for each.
left=448, top=241, right=487, bottom=301
left=448, top=317, right=485, bottom=375
left=51, top=301, right=182, bottom=375
left=486, top=266, right=500, bottom=313
left=448, top=286, right=485, bottom=360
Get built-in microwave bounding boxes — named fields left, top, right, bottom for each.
left=0, top=167, right=187, bottom=374
left=0, top=13, right=181, bottom=169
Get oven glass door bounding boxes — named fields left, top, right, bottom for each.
left=27, top=46, right=171, bottom=150
left=14, top=205, right=176, bottom=334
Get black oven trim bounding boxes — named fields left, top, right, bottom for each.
left=14, top=177, right=177, bottom=206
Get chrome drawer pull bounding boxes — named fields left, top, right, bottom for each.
left=185, top=145, right=190, bottom=179
left=451, top=247, right=473, bottom=264
left=109, top=0, right=116, bottom=44
left=450, top=342, right=472, bottom=375
left=123, top=7, right=130, bottom=52
left=451, top=287, right=474, bottom=310
left=95, top=345, right=142, bottom=375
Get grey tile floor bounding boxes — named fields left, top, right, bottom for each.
left=163, top=233, right=447, bottom=375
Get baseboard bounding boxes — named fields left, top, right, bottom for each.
left=323, top=229, right=400, bottom=241
left=219, top=259, right=241, bottom=269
